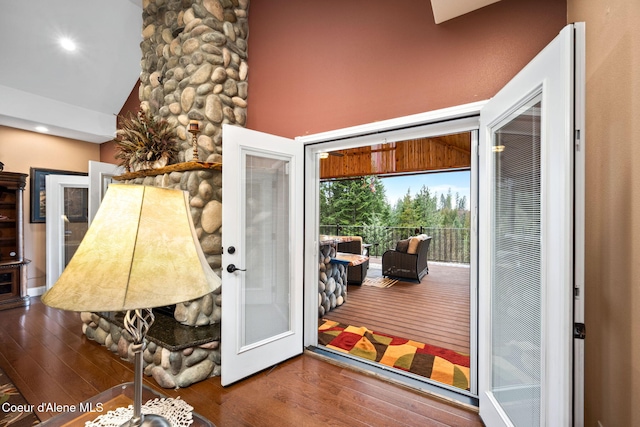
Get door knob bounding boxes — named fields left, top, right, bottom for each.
left=227, top=264, right=246, bottom=273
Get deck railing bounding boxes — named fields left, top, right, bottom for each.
left=319, top=225, right=471, bottom=264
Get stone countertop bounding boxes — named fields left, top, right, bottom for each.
left=97, top=311, right=220, bottom=352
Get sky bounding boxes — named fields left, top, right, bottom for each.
left=380, top=170, right=471, bottom=209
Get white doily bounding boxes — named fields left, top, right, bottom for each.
left=85, top=397, right=194, bottom=427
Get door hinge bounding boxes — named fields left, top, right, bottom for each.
left=575, top=129, right=581, bottom=151
left=574, top=322, right=586, bottom=339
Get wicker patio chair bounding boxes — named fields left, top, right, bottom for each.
left=382, top=235, right=432, bottom=282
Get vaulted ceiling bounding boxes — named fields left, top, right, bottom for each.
left=0, top=0, right=498, bottom=144
left=0, top=0, right=142, bottom=143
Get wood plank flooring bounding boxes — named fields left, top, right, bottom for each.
left=0, top=298, right=483, bottom=426
left=322, top=261, right=471, bottom=354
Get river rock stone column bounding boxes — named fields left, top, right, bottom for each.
left=318, top=241, right=347, bottom=317
left=87, top=169, right=224, bottom=387
left=80, top=0, right=249, bottom=388
left=140, top=0, right=249, bottom=157
left=82, top=312, right=221, bottom=388
left=136, top=0, right=248, bottom=326
left=138, top=2, right=248, bottom=322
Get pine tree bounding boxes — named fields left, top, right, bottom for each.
left=414, top=185, right=440, bottom=227
left=395, top=190, right=419, bottom=227
left=319, top=176, right=388, bottom=226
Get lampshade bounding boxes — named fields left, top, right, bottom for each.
left=42, top=184, right=221, bottom=312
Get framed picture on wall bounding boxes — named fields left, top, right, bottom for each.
left=29, top=168, right=87, bottom=223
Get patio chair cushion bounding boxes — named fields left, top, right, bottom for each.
left=407, top=237, right=420, bottom=254
left=395, top=239, right=410, bottom=253
left=407, top=234, right=430, bottom=254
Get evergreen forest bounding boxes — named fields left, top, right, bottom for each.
left=319, top=175, right=470, bottom=230
left=319, top=175, right=472, bottom=262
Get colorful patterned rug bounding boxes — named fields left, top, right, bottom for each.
left=318, top=320, right=470, bottom=391
left=0, top=366, right=39, bottom=426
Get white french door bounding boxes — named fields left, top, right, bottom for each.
left=478, top=23, right=584, bottom=426
left=45, top=174, right=89, bottom=290
left=46, top=162, right=123, bottom=289
left=88, top=160, right=123, bottom=224
left=216, top=23, right=585, bottom=422
left=221, top=124, right=304, bottom=386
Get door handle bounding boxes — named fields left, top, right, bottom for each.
left=227, top=264, right=247, bottom=273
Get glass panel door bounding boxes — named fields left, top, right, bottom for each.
left=243, top=154, right=291, bottom=346
left=45, top=174, right=89, bottom=290
left=478, top=23, right=583, bottom=426
left=62, top=186, right=89, bottom=265
left=221, top=124, right=304, bottom=386
left=491, top=95, right=542, bottom=426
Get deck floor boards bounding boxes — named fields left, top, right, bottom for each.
left=322, top=261, right=471, bottom=354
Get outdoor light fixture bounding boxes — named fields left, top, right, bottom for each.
left=42, top=184, right=220, bottom=426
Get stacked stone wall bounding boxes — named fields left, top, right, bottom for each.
left=82, top=312, right=221, bottom=388
left=318, top=243, right=347, bottom=317
left=140, top=0, right=249, bottom=158
left=81, top=0, right=249, bottom=388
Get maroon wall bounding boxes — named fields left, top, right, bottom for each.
left=246, top=0, right=567, bottom=138
left=100, top=80, right=140, bottom=164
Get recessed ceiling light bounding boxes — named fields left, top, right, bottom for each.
left=35, top=126, right=49, bottom=133
left=59, top=37, right=77, bottom=52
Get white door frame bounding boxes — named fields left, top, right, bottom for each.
left=298, top=101, right=486, bottom=398
left=573, top=21, right=586, bottom=427
left=45, top=174, right=89, bottom=290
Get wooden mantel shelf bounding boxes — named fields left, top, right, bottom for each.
left=113, top=161, right=222, bottom=181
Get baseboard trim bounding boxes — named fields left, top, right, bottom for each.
left=28, top=286, right=46, bottom=297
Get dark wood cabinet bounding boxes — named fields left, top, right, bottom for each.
left=0, top=172, right=30, bottom=310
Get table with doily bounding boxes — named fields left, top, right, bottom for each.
left=38, top=382, right=213, bottom=427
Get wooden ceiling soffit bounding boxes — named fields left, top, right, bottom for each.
left=320, top=133, right=471, bottom=180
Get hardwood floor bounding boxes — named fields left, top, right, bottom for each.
left=322, top=261, right=471, bottom=354
left=0, top=298, right=483, bottom=426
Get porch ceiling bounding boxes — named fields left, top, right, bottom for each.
left=319, top=132, right=471, bottom=180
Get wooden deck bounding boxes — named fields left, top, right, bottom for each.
left=0, top=298, right=483, bottom=426
left=322, top=260, right=471, bottom=354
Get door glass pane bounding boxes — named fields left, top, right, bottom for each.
left=491, top=95, right=542, bottom=427
left=243, top=153, right=290, bottom=346
left=63, top=187, right=88, bottom=266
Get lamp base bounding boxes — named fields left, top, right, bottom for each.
left=121, top=413, right=171, bottom=427
left=121, top=310, right=171, bottom=427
